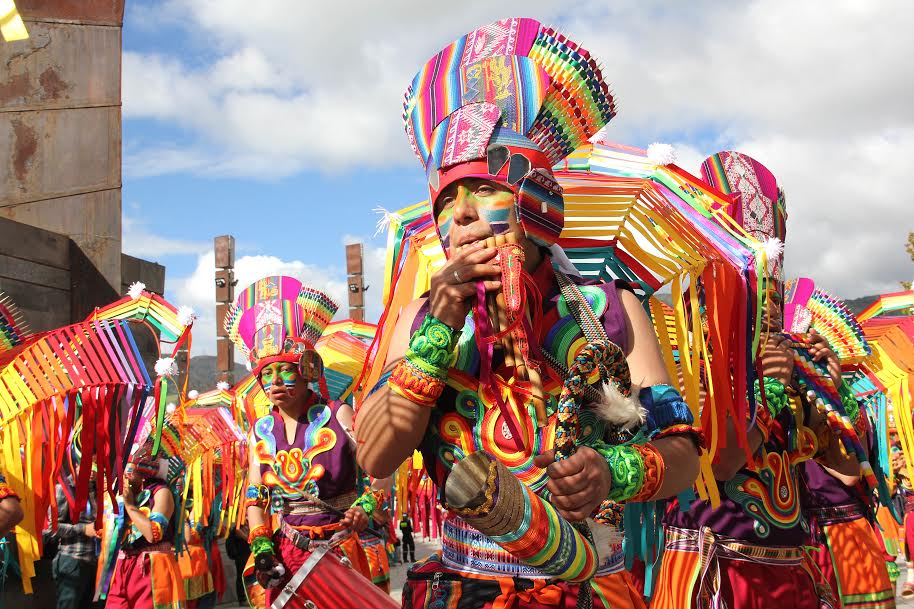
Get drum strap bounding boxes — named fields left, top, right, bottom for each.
left=271, top=545, right=330, bottom=609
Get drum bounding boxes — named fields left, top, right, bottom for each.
left=271, top=546, right=398, bottom=609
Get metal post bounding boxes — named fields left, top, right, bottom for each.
left=346, top=243, right=365, bottom=322
left=215, top=235, right=236, bottom=385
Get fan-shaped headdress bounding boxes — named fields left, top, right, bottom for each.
left=402, top=17, right=616, bottom=248
left=224, top=276, right=338, bottom=383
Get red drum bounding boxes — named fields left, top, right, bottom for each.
left=271, top=546, right=398, bottom=609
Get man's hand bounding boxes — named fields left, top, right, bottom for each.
left=533, top=447, right=611, bottom=522
left=340, top=507, right=368, bottom=533
left=84, top=522, right=97, bottom=538
left=806, top=330, right=842, bottom=387
left=428, top=243, right=500, bottom=330
left=760, top=335, right=795, bottom=385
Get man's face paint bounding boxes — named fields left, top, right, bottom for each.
left=259, top=363, right=300, bottom=396
left=435, top=179, right=516, bottom=251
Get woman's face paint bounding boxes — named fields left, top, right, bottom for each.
left=259, top=363, right=300, bottom=395
left=434, top=178, right=517, bottom=252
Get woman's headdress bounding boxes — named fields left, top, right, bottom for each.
left=224, top=276, right=338, bottom=384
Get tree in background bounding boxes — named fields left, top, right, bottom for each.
left=904, top=231, right=913, bottom=291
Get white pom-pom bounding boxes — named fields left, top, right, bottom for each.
left=187, top=389, right=200, bottom=399
left=154, top=357, right=178, bottom=377
left=245, top=360, right=253, bottom=372
left=372, top=206, right=401, bottom=238
left=588, top=126, right=610, bottom=144
left=646, top=143, right=676, bottom=166
left=217, top=381, right=230, bottom=391
left=758, top=237, right=784, bottom=272
left=127, top=281, right=146, bottom=299
left=177, top=305, right=197, bottom=327
left=165, top=402, right=176, bottom=414
left=590, top=382, right=646, bottom=430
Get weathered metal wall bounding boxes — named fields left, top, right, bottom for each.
left=0, top=0, right=125, bottom=290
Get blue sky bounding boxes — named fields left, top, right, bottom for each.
left=120, top=0, right=914, bottom=356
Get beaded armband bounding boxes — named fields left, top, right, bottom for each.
left=149, top=512, right=169, bottom=544
left=245, top=484, right=270, bottom=510
left=388, top=314, right=458, bottom=407
left=753, top=377, right=789, bottom=418
left=351, top=488, right=384, bottom=518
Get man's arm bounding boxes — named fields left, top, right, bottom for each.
left=356, top=298, right=433, bottom=478
left=618, top=289, right=700, bottom=498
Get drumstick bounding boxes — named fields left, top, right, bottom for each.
left=299, top=490, right=386, bottom=540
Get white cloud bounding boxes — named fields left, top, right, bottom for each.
left=127, top=1, right=914, bottom=297
left=123, top=213, right=210, bottom=259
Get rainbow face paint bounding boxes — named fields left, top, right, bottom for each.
left=435, top=184, right=516, bottom=250
left=260, top=363, right=300, bottom=394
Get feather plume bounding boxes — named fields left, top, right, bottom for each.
left=590, top=381, right=646, bottom=430
left=373, top=206, right=401, bottom=238
left=216, top=381, right=230, bottom=391
left=127, top=282, right=146, bottom=299
left=177, top=305, right=197, bottom=327
left=154, top=357, right=178, bottom=377
left=187, top=390, right=200, bottom=400
left=758, top=237, right=784, bottom=272
left=646, top=143, right=676, bottom=166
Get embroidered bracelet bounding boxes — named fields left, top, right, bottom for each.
left=248, top=524, right=272, bottom=544
left=595, top=443, right=646, bottom=503
left=149, top=512, right=169, bottom=543
left=407, top=313, right=459, bottom=374
left=837, top=382, right=860, bottom=426
left=250, top=536, right=274, bottom=557
left=388, top=313, right=458, bottom=406
left=245, top=484, right=270, bottom=510
left=351, top=488, right=384, bottom=519
left=753, top=376, right=789, bottom=418
left=629, top=443, right=666, bottom=502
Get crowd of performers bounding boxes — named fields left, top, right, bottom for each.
left=2, top=15, right=914, bottom=609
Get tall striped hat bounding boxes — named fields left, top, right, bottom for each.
left=701, top=151, right=787, bottom=281
left=224, top=276, right=338, bottom=372
left=402, top=17, right=616, bottom=248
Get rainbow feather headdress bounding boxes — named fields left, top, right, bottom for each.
left=402, top=17, right=616, bottom=248
left=224, top=276, right=338, bottom=378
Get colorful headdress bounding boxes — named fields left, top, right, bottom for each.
left=701, top=151, right=787, bottom=282
left=130, top=416, right=186, bottom=485
left=402, top=17, right=616, bottom=248
left=225, top=276, right=338, bottom=377
left=784, top=277, right=871, bottom=364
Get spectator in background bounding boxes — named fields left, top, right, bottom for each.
left=49, top=476, right=100, bottom=609
left=224, top=526, right=250, bottom=606
left=399, top=514, right=415, bottom=564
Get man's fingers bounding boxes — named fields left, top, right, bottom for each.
left=546, top=467, right=590, bottom=496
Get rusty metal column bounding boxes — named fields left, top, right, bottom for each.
left=1, top=0, right=126, bottom=292
left=346, top=243, right=365, bottom=322
left=215, top=235, right=236, bottom=385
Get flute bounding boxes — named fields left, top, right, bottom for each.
left=484, top=233, right=548, bottom=427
